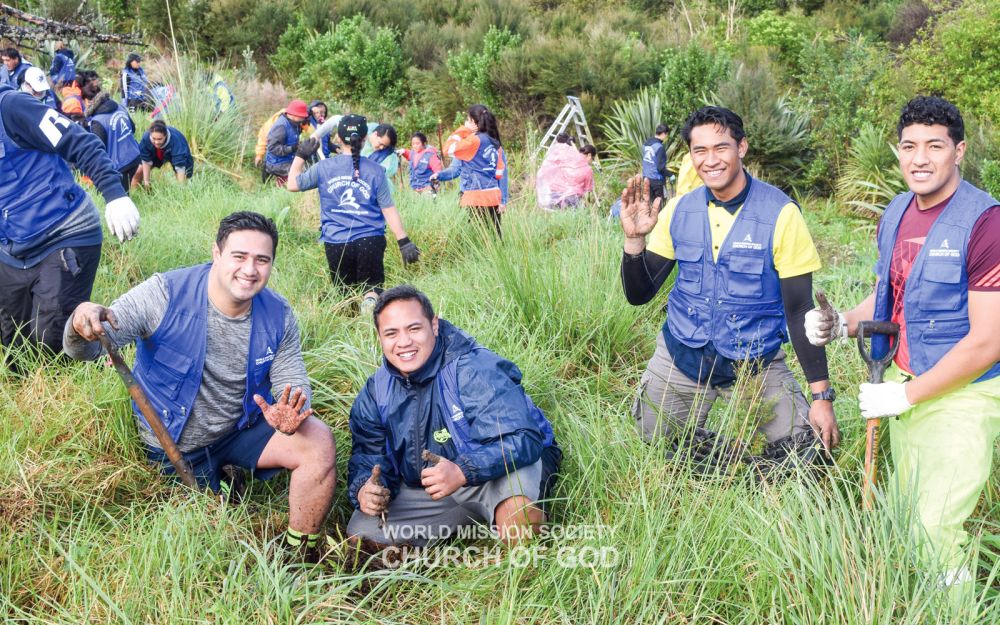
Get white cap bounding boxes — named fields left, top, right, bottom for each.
left=21, top=66, right=48, bottom=93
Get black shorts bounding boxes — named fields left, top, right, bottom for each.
left=324, top=235, right=387, bottom=290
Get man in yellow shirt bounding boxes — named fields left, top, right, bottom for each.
left=619, top=106, right=839, bottom=475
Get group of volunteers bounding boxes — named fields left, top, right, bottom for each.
left=2, top=53, right=996, bottom=590
left=4, top=45, right=194, bottom=193
left=620, top=97, right=1000, bottom=590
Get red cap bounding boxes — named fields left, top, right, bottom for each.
left=286, top=99, right=308, bottom=118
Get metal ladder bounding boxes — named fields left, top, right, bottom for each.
left=536, top=96, right=597, bottom=162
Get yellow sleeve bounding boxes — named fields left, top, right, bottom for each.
left=675, top=153, right=702, bottom=196
left=773, top=202, right=821, bottom=278
left=646, top=195, right=682, bottom=260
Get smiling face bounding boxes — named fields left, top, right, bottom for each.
left=150, top=130, right=168, bottom=149
left=688, top=123, right=748, bottom=201
left=375, top=299, right=439, bottom=376
left=208, top=229, right=274, bottom=316
left=898, top=123, right=965, bottom=209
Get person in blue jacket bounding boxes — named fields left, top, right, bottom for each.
left=120, top=53, right=150, bottom=111
left=85, top=88, right=142, bottom=192
left=49, top=41, right=76, bottom=89
left=20, top=67, right=59, bottom=110
left=346, top=285, right=561, bottom=547
left=0, top=47, right=32, bottom=89
left=0, top=85, right=139, bottom=358
left=133, top=120, right=194, bottom=188
left=641, top=123, right=670, bottom=203
left=287, top=115, right=420, bottom=314
left=306, top=100, right=333, bottom=160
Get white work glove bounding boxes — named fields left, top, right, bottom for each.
left=104, top=196, right=140, bottom=242
left=804, top=291, right=848, bottom=346
left=858, top=382, right=913, bottom=419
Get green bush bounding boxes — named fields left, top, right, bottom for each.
left=744, top=9, right=809, bottom=67
left=835, top=122, right=905, bottom=218
left=981, top=160, right=1000, bottom=199
left=708, top=62, right=811, bottom=189
left=907, top=0, right=1000, bottom=124
left=446, top=25, right=522, bottom=109
left=601, top=85, right=673, bottom=170
left=657, top=43, right=732, bottom=130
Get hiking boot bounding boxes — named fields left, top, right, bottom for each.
left=748, top=430, right=833, bottom=483
left=666, top=427, right=750, bottom=475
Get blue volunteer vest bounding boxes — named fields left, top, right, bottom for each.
left=40, top=90, right=58, bottom=110
left=0, top=88, right=85, bottom=245
left=409, top=148, right=437, bottom=190
left=123, top=67, right=148, bottom=101
left=264, top=115, right=298, bottom=169
left=308, top=118, right=331, bottom=157
left=91, top=102, right=140, bottom=170
left=872, top=181, right=1000, bottom=382
left=459, top=133, right=501, bottom=192
left=641, top=139, right=665, bottom=181
left=371, top=350, right=556, bottom=475
left=132, top=264, right=287, bottom=443
left=53, top=53, right=75, bottom=85
left=667, top=177, right=790, bottom=360
left=315, top=154, right=386, bottom=244
left=367, top=147, right=393, bottom=165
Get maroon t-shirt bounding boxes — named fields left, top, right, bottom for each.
left=885, top=194, right=1000, bottom=373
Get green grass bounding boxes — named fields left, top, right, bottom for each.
left=1, top=168, right=998, bottom=624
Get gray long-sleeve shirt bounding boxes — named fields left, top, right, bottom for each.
left=63, top=273, right=310, bottom=452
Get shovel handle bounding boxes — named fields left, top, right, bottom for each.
left=862, top=417, right=880, bottom=510
left=98, top=335, right=199, bottom=490
left=856, top=320, right=900, bottom=384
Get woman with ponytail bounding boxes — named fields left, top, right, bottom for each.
left=433, top=104, right=506, bottom=235
left=287, top=115, right=421, bottom=313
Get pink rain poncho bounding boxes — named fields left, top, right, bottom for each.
left=536, top=143, right=594, bottom=209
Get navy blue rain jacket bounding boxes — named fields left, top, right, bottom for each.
left=347, top=319, right=545, bottom=509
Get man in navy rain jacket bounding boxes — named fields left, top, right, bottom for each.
left=347, top=285, right=561, bottom=547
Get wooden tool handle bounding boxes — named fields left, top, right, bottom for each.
left=862, top=417, right=880, bottom=510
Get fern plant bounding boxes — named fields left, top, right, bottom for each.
left=601, top=85, right=679, bottom=172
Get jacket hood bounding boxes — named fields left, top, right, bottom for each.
left=381, top=318, right=477, bottom=385
left=86, top=91, right=117, bottom=117
left=57, top=48, right=75, bottom=59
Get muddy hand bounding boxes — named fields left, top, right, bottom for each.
left=359, top=464, right=390, bottom=520
left=422, top=449, right=443, bottom=465
left=253, top=384, right=313, bottom=435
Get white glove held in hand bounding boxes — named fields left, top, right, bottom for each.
left=859, top=382, right=913, bottom=419
left=805, top=309, right=848, bottom=346
left=105, top=197, right=140, bottom=242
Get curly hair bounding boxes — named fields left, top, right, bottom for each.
left=680, top=106, right=745, bottom=147
left=897, top=96, right=964, bottom=144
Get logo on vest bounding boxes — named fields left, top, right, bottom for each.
left=928, top=238, right=959, bottom=258
left=433, top=428, right=452, bottom=444
left=450, top=404, right=465, bottom=422
left=732, top=232, right=763, bottom=251
left=254, top=346, right=275, bottom=366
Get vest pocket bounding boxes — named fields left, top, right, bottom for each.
left=918, top=262, right=963, bottom=311
left=725, top=254, right=765, bottom=299
left=151, top=343, right=194, bottom=400
left=674, top=243, right=704, bottom=294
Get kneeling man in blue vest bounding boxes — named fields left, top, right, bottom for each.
left=63, top=211, right=337, bottom=559
left=346, top=285, right=561, bottom=548
left=620, top=105, right=840, bottom=470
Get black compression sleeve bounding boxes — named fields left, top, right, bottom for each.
left=621, top=248, right=675, bottom=305
left=780, top=273, right=829, bottom=383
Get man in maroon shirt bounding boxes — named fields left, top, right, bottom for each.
left=806, top=96, right=1000, bottom=590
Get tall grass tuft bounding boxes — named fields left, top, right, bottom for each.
left=836, top=123, right=906, bottom=219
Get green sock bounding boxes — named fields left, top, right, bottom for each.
left=284, top=528, right=321, bottom=549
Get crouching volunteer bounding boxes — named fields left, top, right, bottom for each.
left=84, top=86, right=142, bottom=192
left=133, top=120, right=194, bottom=188
left=263, top=99, right=309, bottom=186
left=287, top=115, right=420, bottom=314
left=63, top=211, right=336, bottom=561
left=0, top=85, right=138, bottom=358
left=620, top=106, right=839, bottom=474
left=806, top=96, right=1000, bottom=587
left=346, top=286, right=562, bottom=547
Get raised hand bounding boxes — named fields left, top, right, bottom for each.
left=619, top=174, right=661, bottom=240
left=805, top=290, right=848, bottom=346
left=253, top=384, right=313, bottom=435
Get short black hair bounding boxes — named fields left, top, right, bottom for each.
left=373, top=124, right=398, bottom=149
left=76, top=69, right=99, bottom=86
left=897, top=96, right=964, bottom=144
left=655, top=123, right=669, bottom=136
left=555, top=132, right=574, bottom=145
left=680, top=106, right=746, bottom=146
left=411, top=132, right=428, bottom=145
left=2, top=48, right=20, bottom=61
left=580, top=144, right=597, bottom=157
left=373, top=284, right=435, bottom=329
left=149, top=120, right=168, bottom=135
left=215, top=211, right=279, bottom=257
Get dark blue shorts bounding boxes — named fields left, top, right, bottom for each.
left=145, top=417, right=280, bottom=492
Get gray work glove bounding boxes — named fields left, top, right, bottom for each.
left=295, top=137, right=320, bottom=160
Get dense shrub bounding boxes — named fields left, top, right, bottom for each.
left=601, top=86, right=672, bottom=169
left=835, top=122, right=905, bottom=218
left=657, top=43, right=732, bottom=130
left=446, top=25, right=522, bottom=109
left=981, top=161, right=1000, bottom=200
